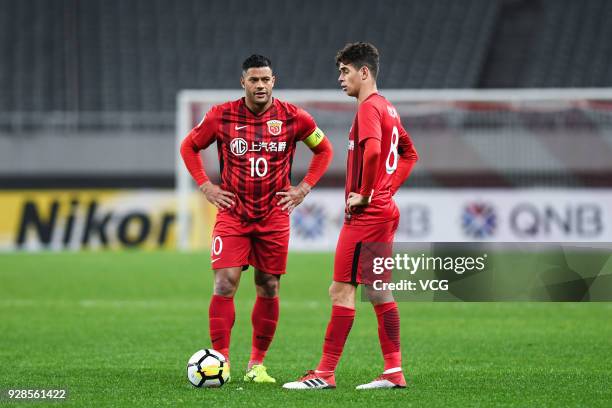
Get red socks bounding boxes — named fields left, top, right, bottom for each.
left=208, top=294, right=235, bottom=361
left=316, top=305, right=356, bottom=372
left=249, top=296, right=279, bottom=367
left=374, top=301, right=402, bottom=371
left=316, top=303, right=402, bottom=373
left=209, top=294, right=280, bottom=367
left=210, top=296, right=400, bottom=374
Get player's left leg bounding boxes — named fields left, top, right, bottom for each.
left=357, top=217, right=406, bottom=389
left=243, top=269, right=280, bottom=383
left=244, top=207, right=289, bottom=383
left=358, top=285, right=406, bottom=389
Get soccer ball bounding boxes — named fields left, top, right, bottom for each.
left=187, top=349, right=230, bottom=388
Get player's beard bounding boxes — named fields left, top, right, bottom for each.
left=249, top=91, right=270, bottom=107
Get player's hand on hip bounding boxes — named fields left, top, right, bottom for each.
left=199, top=181, right=235, bottom=209
left=276, top=182, right=311, bottom=214
left=346, top=192, right=371, bottom=213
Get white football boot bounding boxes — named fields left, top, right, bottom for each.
left=356, top=368, right=406, bottom=390
left=282, top=370, right=336, bottom=390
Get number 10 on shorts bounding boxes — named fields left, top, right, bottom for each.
left=212, top=236, right=223, bottom=257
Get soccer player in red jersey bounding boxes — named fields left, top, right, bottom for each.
left=284, top=43, right=418, bottom=390
left=180, top=55, right=333, bottom=383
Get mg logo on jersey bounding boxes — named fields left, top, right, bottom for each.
left=348, top=140, right=354, bottom=151
left=266, top=120, right=283, bottom=136
left=230, top=138, right=248, bottom=156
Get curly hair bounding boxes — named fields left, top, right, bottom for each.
left=242, top=54, right=273, bottom=73
left=335, top=42, right=379, bottom=78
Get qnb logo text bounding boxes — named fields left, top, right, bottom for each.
left=510, top=203, right=603, bottom=237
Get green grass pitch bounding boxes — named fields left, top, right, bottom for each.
left=1, top=252, right=611, bottom=407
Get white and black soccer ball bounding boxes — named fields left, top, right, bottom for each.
left=187, top=349, right=230, bottom=388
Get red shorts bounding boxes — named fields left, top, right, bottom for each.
left=210, top=206, right=290, bottom=274
left=333, top=217, right=399, bottom=285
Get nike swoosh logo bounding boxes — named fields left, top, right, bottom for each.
left=211, top=257, right=221, bottom=263
left=235, top=125, right=247, bottom=130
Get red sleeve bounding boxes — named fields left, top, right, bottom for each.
left=295, top=108, right=318, bottom=140
left=179, top=107, right=219, bottom=186
left=390, top=125, right=419, bottom=195
left=302, top=137, right=333, bottom=187
left=190, top=107, right=219, bottom=149
left=357, top=101, right=382, bottom=145
left=358, top=138, right=381, bottom=196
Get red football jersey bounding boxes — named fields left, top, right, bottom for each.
left=346, top=93, right=417, bottom=225
left=189, top=97, right=317, bottom=221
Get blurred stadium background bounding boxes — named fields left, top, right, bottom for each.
left=1, top=0, right=612, bottom=250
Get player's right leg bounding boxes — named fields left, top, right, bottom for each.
left=209, top=267, right=242, bottom=362
left=208, top=211, right=251, bottom=363
left=283, top=224, right=359, bottom=390
left=282, top=283, right=356, bottom=390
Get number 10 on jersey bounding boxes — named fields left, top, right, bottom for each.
left=249, top=157, right=268, bottom=177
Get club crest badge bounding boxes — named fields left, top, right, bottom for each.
left=266, top=120, right=283, bottom=136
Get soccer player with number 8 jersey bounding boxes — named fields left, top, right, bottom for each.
left=284, top=43, right=418, bottom=390
left=180, top=55, right=333, bottom=383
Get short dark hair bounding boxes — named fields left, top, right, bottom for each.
left=242, top=54, right=273, bottom=73
left=335, top=42, right=379, bottom=78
